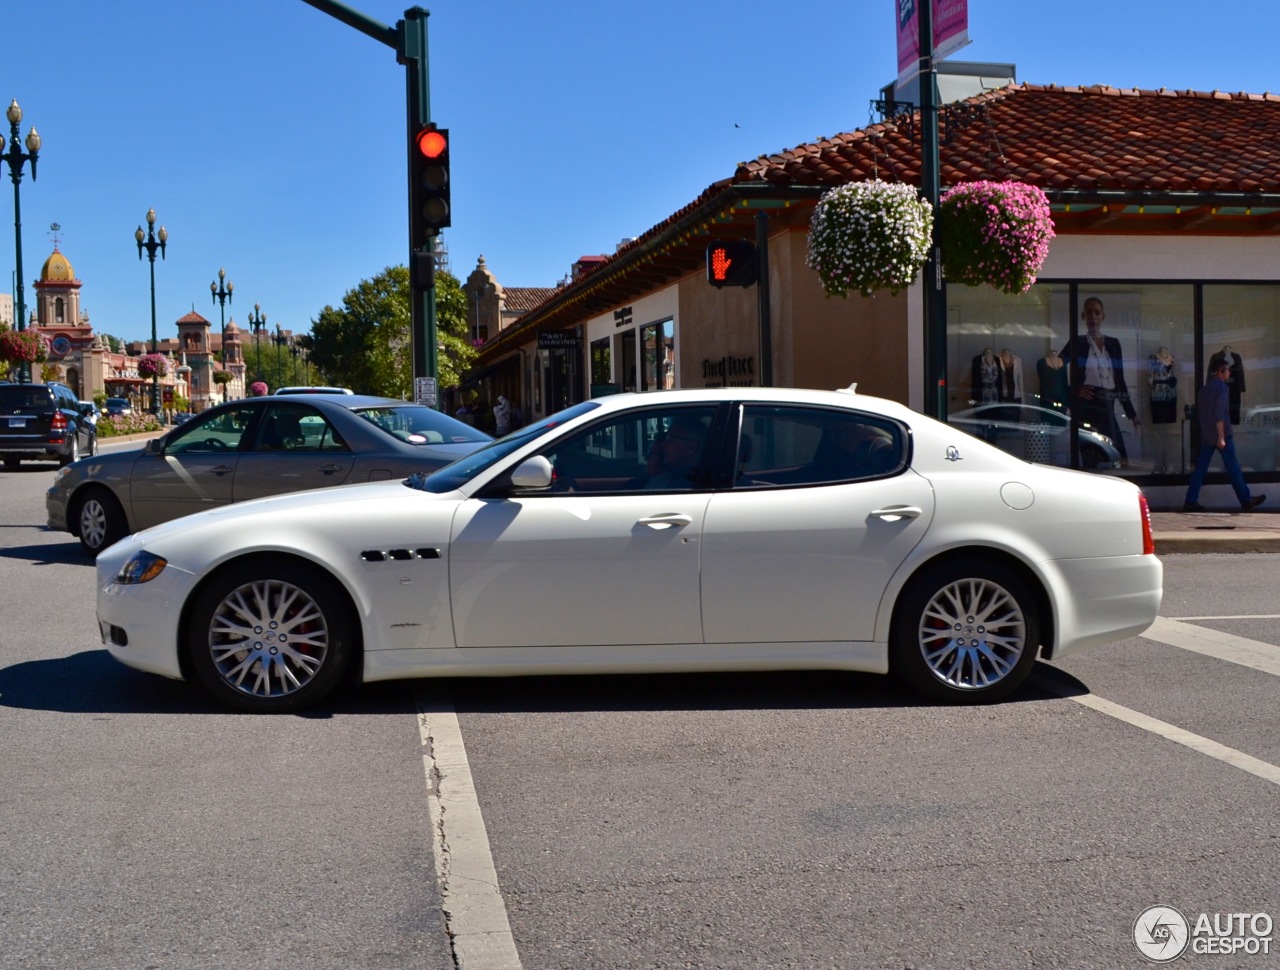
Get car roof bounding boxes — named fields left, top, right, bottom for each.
left=580, top=385, right=919, bottom=421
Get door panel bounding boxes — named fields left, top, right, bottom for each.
left=449, top=493, right=709, bottom=647
left=701, top=472, right=934, bottom=643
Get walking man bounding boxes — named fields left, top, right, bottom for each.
left=1184, top=359, right=1265, bottom=512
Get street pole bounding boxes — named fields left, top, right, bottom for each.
left=2, top=100, right=40, bottom=384
left=211, top=267, right=233, bottom=367
left=135, top=209, right=167, bottom=416
left=918, top=1, right=947, bottom=421
left=248, top=304, right=266, bottom=387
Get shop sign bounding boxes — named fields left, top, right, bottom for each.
left=538, top=331, right=582, bottom=349
left=702, top=355, right=756, bottom=387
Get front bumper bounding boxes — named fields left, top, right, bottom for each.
left=96, top=542, right=197, bottom=681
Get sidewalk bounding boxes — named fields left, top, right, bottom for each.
left=1150, top=509, right=1280, bottom=554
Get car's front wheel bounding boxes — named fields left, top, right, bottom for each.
left=75, top=487, right=128, bottom=556
left=186, top=559, right=356, bottom=713
left=891, top=559, right=1040, bottom=702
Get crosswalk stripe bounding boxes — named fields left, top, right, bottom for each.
left=1140, top=616, right=1280, bottom=677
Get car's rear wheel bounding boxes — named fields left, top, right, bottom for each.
left=59, top=436, right=79, bottom=467
left=75, top=488, right=128, bottom=556
left=186, top=560, right=356, bottom=713
left=891, top=559, right=1040, bottom=703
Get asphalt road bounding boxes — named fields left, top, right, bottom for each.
left=1, top=451, right=1277, bottom=969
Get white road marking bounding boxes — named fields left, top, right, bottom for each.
left=1141, top=615, right=1280, bottom=677
left=418, top=697, right=523, bottom=970
left=1032, top=674, right=1280, bottom=787
left=1173, top=614, right=1280, bottom=621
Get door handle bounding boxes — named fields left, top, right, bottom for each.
left=209, top=465, right=234, bottom=476
left=318, top=463, right=346, bottom=475
left=870, top=505, right=923, bottom=521
left=638, top=513, right=693, bottom=529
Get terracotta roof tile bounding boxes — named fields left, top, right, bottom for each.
left=503, top=287, right=558, bottom=313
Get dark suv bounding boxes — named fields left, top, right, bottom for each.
left=0, top=381, right=97, bottom=468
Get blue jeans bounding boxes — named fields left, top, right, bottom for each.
left=1185, top=438, right=1252, bottom=507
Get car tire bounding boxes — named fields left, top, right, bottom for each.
left=186, top=559, right=356, bottom=713
left=1080, top=444, right=1106, bottom=469
left=3, top=455, right=18, bottom=469
left=75, top=488, right=129, bottom=556
left=60, top=435, right=79, bottom=467
left=85, top=433, right=96, bottom=458
left=891, top=559, right=1040, bottom=703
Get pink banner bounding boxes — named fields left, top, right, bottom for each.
left=896, top=0, right=970, bottom=87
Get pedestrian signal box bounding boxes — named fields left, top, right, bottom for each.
left=706, top=240, right=758, bottom=288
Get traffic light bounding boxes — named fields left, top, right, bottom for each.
left=706, top=239, right=758, bottom=288
left=412, top=125, right=451, bottom=247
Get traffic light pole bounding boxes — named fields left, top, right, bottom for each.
left=918, top=0, right=947, bottom=421
left=299, top=1, right=440, bottom=399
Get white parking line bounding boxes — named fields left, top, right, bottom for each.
left=1141, top=616, right=1280, bottom=678
left=1032, top=674, right=1280, bottom=787
left=417, top=697, right=523, bottom=970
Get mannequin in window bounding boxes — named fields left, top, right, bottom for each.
left=998, top=349, right=1023, bottom=403
left=970, top=348, right=999, bottom=404
left=1148, top=347, right=1177, bottom=424
left=1037, top=350, right=1069, bottom=411
left=1059, top=297, right=1140, bottom=464
left=1207, top=345, right=1245, bottom=424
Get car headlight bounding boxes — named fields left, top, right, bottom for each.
left=114, top=551, right=168, bottom=585
left=53, top=466, right=73, bottom=484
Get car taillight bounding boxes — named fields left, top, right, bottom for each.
left=1138, top=493, right=1155, bottom=555
left=50, top=411, right=67, bottom=431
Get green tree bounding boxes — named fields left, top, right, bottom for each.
left=308, top=265, right=476, bottom=398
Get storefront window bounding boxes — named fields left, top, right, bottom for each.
left=948, top=282, right=1197, bottom=476
left=590, top=337, right=611, bottom=386
left=640, top=319, right=675, bottom=391
left=1204, top=285, right=1280, bottom=473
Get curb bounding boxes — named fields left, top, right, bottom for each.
left=1154, top=533, right=1280, bottom=555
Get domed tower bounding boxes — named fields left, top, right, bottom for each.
left=34, top=246, right=82, bottom=326
left=224, top=321, right=247, bottom=400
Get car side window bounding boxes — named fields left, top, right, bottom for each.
left=252, top=404, right=345, bottom=453
left=535, top=406, right=718, bottom=494
left=166, top=405, right=258, bottom=455
left=733, top=405, right=905, bottom=487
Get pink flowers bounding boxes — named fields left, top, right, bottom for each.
left=938, top=181, right=1055, bottom=294
left=0, top=328, right=50, bottom=364
left=249, top=381, right=269, bottom=397
left=136, top=353, right=169, bottom=378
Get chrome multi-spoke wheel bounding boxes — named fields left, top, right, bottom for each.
left=917, top=578, right=1025, bottom=690
left=188, top=560, right=354, bottom=712
left=207, top=579, right=330, bottom=699
left=892, top=561, right=1040, bottom=702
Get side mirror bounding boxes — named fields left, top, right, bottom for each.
left=509, top=455, right=553, bottom=489
left=144, top=438, right=164, bottom=456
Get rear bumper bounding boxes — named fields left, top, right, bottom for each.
left=1043, top=554, right=1164, bottom=659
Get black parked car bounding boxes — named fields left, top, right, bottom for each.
left=0, top=381, right=98, bottom=468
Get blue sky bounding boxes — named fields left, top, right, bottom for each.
left=3, top=0, right=1279, bottom=345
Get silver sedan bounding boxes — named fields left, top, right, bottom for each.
left=48, top=394, right=491, bottom=555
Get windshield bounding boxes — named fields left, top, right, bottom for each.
left=353, top=404, right=490, bottom=445
left=405, top=401, right=600, bottom=493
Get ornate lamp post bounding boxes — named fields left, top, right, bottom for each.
left=135, top=208, right=168, bottom=415
left=2, top=99, right=40, bottom=384
left=133, top=208, right=167, bottom=414
left=247, top=303, right=266, bottom=385
left=272, top=324, right=288, bottom=390
left=210, top=267, right=233, bottom=360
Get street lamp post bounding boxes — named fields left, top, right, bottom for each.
left=272, top=325, right=287, bottom=390
left=2, top=99, right=40, bottom=384
left=210, top=267, right=233, bottom=366
left=247, top=303, right=266, bottom=386
left=135, top=209, right=168, bottom=416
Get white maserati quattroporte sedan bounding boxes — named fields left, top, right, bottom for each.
left=95, top=386, right=1163, bottom=712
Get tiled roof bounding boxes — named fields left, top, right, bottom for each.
left=475, top=83, right=1280, bottom=358
left=503, top=287, right=558, bottom=313
left=734, top=83, right=1280, bottom=195
left=176, top=310, right=211, bottom=325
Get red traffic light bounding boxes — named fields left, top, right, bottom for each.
left=706, top=240, right=758, bottom=288
left=416, top=128, right=448, bottom=159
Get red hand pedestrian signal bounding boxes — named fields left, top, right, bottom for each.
left=705, top=240, right=757, bottom=288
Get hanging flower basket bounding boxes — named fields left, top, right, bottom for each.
left=0, top=328, right=49, bottom=364
left=938, top=181, right=1055, bottom=294
left=136, top=352, right=169, bottom=378
left=805, top=179, right=934, bottom=298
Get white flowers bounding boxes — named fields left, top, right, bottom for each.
left=806, top=180, right=934, bottom=298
